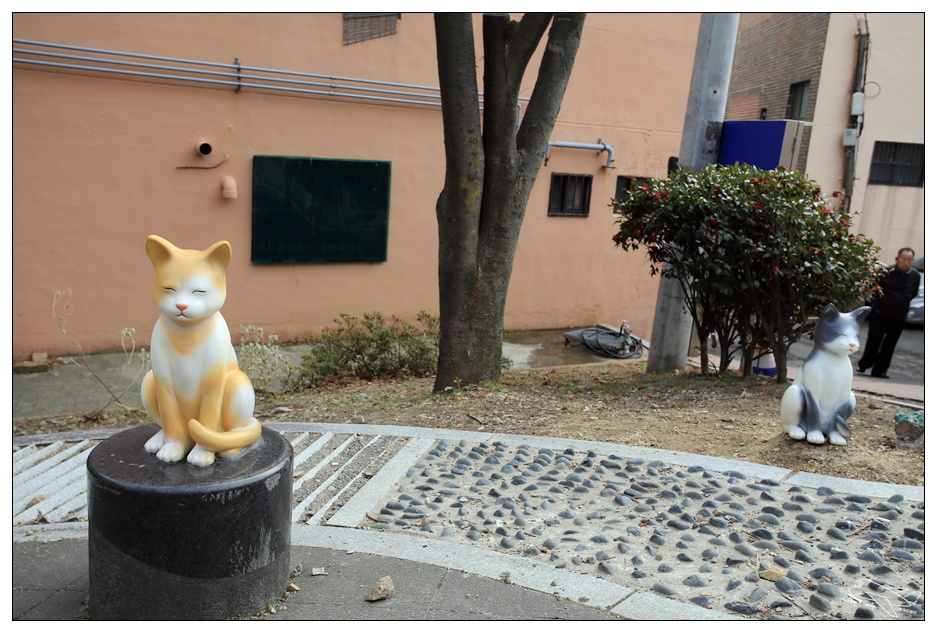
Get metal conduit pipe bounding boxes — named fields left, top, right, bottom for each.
left=545, top=141, right=615, bottom=168
left=15, top=58, right=450, bottom=107
left=12, top=38, right=530, bottom=117
left=14, top=47, right=445, bottom=103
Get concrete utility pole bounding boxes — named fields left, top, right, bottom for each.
left=646, top=12, right=739, bottom=373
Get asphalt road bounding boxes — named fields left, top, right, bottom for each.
left=787, top=321, right=924, bottom=387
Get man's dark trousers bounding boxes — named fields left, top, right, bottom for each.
left=858, top=311, right=906, bottom=377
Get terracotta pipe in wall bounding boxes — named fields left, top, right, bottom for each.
left=221, top=176, right=237, bottom=199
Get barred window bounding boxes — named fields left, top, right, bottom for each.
left=548, top=173, right=592, bottom=217
left=868, top=141, right=924, bottom=187
left=343, top=13, right=400, bottom=45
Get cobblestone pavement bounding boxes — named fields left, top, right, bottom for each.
left=14, top=421, right=924, bottom=621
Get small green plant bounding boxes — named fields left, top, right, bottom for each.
left=238, top=325, right=294, bottom=394
left=78, top=595, right=91, bottom=620
left=291, top=311, right=439, bottom=389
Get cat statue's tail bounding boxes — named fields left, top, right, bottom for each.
left=187, top=418, right=262, bottom=454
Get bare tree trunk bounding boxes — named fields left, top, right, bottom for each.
left=433, top=13, right=585, bottom=392
left=719, top=344, right=733, bottom=374
left=771, top=338, right=789, bottom=384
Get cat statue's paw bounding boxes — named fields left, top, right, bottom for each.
left=144, top=429, right=166, bottom=453
left=806, top=430, right=827, bottom=445
left=785, top=426, right=806, bottom=441
left=156, top=440, right=191, bottom=463
left=827, top=433, right=848, bottom=446
left=187, top=444, right=216, bottom=467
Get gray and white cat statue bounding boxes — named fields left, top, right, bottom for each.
left=780, top=304, right=871, bottom=445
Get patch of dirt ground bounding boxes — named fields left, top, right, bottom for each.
left=15, top=361, right=922, bottom=486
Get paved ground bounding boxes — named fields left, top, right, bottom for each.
left=12, top=345, right=925, bottom=621
left=14, top=419, right=924, bottom=621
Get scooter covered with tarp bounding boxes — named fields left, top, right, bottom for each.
left=563, top=321, right=643, bottom=360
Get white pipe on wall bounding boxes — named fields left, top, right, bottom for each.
left=545, top=141, right=615, bottom=168
left=12, top=39, right=530, bottom=115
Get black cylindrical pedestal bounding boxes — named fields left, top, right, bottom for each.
left=87, top=424, right=293, bottom=620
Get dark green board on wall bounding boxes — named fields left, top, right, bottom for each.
left=252, top=156, right=391, bottom=264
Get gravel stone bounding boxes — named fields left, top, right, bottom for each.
left=748, top=587, right=769, bottom=602
left=683, top=574, right=707, bottom=587
left=774, top=577, right=803, bottom=595
left=652, top=582, right=677, bottom=596
left=368, top=435, right=923, bottom=622
left=854, top=606, right=876, bottom=619
left=809, top=594, right=831, bottom=612
left=725, top=602, right=760, bottom=615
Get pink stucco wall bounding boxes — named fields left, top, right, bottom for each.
left=12, top=13, right=700, bottom=360
left=819, top=13, right=924, bottom=260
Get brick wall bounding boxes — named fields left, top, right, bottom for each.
left=726, top=13, right=831, bottom=172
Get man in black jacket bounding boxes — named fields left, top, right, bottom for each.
left=857, top=247, right=921, bottom=378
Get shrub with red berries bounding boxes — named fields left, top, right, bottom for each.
left=611, top=163, right=883, bottom=380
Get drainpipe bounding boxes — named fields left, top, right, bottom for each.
left=545, top=141, right=615, bottom=168
left=843, top=16, right=870, bottom=213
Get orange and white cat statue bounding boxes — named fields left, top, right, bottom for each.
left=141, top=235, right=262, bottom=466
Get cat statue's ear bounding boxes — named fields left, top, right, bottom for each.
left=204, top=240, right=233, bottom=271
left=851, top=306, right=871, bottom=323
left=145, top=235, right=178, bottom=267
left=820, top=303, right=839, bottom=319
left=145, top=235, right=232, bottom=271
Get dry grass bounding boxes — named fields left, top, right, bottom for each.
left=15, top=361, right=923, bottom=486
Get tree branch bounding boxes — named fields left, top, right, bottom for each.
left=516, top=13, right=585, bottom=164
left=481, top=14, right=518, bottom=156
left=481, top=13, right=553, bottom=153
left=507, top=13, right=552, bottom=81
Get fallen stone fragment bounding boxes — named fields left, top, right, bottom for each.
left=365, top=576, right=394, bottom=602
left=310, top=567, right=327, bottom=576
left=894, top=410, right=923, bottom=440
left=759, top=566, right=786, bottom=581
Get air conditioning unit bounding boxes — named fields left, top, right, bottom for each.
left=718, top=120, right=807, bottom=170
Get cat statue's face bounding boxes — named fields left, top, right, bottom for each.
left=812, top=303, right=870, bottom=356
left=145, top=235, right=232, bottom=324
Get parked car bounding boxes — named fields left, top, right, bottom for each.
left=906, top=257, right=924, bottom=325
